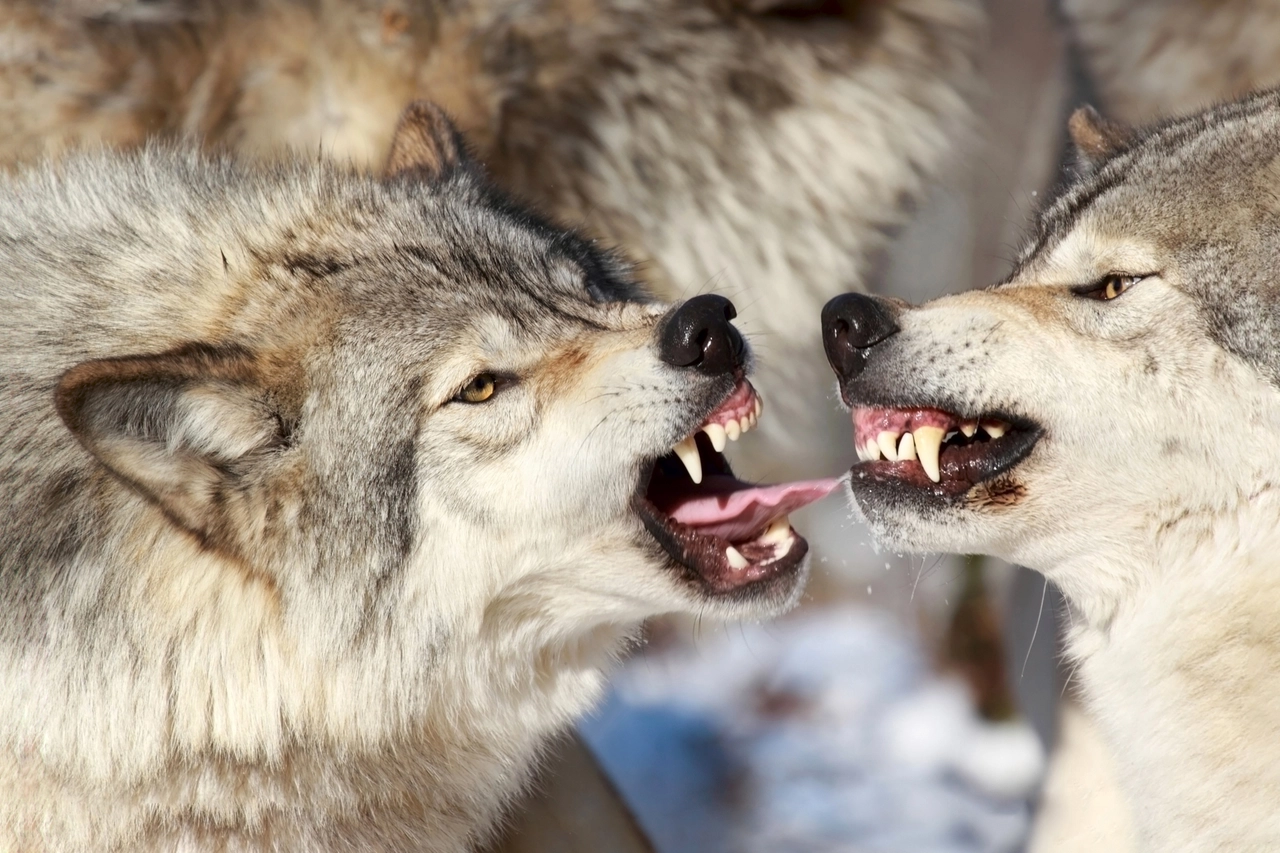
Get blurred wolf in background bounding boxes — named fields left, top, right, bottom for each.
left=0, top=103, right=837, bottom=851
left=825, top=91, right=1280, bottom=852
left=0, top=0, right=982, bottom=480
left=1062, top=0, right=1280, bottom=125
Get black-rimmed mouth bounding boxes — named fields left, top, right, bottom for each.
left=633, top=380, right=838, bottom=598
left=849, top=404, right=1041, bottom=500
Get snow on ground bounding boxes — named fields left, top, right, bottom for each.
left=581, top=606, right=1045, bottom=853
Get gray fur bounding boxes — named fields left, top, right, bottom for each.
left=1021, top=88, right=1280, bottom=385
left=0, top=0, right=983, bottom=478
left=0, top=140, right=794, bottom=850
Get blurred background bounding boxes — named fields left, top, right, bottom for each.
left=7, top=0, right=1272, bottom=849
left=573, top=2, right=1069, bottom=849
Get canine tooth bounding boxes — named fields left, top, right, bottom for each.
left=864, top=439, right=882, bottom=461
left=726, top=546, right=749, bottom=570
left=673, top=435, right=703, bottom=484
left=877, top=431, right=900, bottom=462
left=913, top=426, right=944, bottom=483
left=761, top=516, right=791, bottom=545
left=725, top=419, right=741, bottom=441
left=701, top=422, right=727, bottom=452
left=983, top=421, right=1007, bottom=439
left=960, top=420, right=978, bottom=438
left=897, top=431, right=916, bottom=461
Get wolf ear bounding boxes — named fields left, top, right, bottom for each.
left=55, top=344, right=287, bottom=548
left=384, top=101, right=474, bottom=181
left=1068, top=105, right=1131, bottom=172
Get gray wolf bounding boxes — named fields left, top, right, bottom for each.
left=1062, top=0, right=1280, bottom=124
left=823, top=91, right=1280, bottom=851
left=0, top=0, right=982, bottom=478
left=0, top=102, right=836, bottom=851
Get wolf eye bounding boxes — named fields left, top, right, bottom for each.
left=1073, top=274, right=1142, bottom=301
left=455, top=373, right=498, bottom=403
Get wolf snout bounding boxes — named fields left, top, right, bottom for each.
left=659, top=294, right=745, bottom=376
left=822, top=292, right=901, bottom=382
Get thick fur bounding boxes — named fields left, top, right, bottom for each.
left=839, top=91, right=1280, bottom=851
left=0, top=122, right=801, bottom=849
left=0, top=0, right=982, bottom=478
left=1062, top=0, right=1280, bottom=123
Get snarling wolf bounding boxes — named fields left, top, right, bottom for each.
left=823, top=91, right=1280, bottom=851
left=0, top=104, right=836, bottom=851
left=0, top=0, right=981, bottom=477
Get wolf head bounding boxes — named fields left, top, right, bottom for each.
left=0, top=105, right=835, bottom=796
left=821, top=91, right=1280, bottom=608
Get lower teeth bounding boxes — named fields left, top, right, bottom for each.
left=726, top=546, right=749, bottom=569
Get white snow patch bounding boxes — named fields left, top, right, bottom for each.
left=583, top=606, right=1045, bottom=853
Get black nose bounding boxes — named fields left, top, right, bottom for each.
left=822, top=292, right=900, bottom=381
left=659, top=294, right=745, bottom=376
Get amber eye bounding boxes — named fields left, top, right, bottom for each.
left=455, top=373, right=497, bottom=403
left=1073, top=274, right=1142, bottom=301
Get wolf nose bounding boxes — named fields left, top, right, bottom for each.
left=822, top=292, right=900, bottom=381
left=659, top=294, right=745, bottom=375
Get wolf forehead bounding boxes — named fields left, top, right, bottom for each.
left=6, top=145, right=645, bottom=360
left=1010, top=89, right=1280, bottom=384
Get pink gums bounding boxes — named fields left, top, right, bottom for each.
left=853, top=407, right=959, bottom=448
left=704, top=379, right=761, bottom=427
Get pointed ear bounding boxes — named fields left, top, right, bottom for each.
left=1068, top=105, right=1132, bottom=172
left=383, top=101, right=474, bottom=181
left=55, top=344, right=287, bottom=548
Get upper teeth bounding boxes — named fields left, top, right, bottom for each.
left=913, top=426, right=944, bottom=483
left=853, top=418, right=1011, bottom=485
left=670, top=400, right=763, bottom=483
left=673, top=435, right=702, bottom=484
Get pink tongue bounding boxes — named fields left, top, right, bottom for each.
left=667, top=476, right=841, bottom=542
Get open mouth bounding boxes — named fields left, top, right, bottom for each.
left=849, top=405, right=1041, bottom=498
left=635, top=380, right=839, bottom=597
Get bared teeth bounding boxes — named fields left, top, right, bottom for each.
left=864, top=438, right=882, bottom=462
left=701, top=422, right=727, bottom=452
left=753, top=397, right=763, bottom=419
left=913, top=426, right=944, bottom=483
left=672, top=434, right=702, bottom=484
left=960, top=419, right=978, bottom=438
left=877, top=431, right=900, bottom=462
left=982, top=419, right=1007, bottom=439
left=724, top=419, right=741, bottom=441
left=760, top=515, right=792, bottom=545
left=726, top=546, right=749, bottom=569
left=897, top=431, right=916, bottom=461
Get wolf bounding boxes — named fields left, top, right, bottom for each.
left=0, top=0, right=982, bottom=479
left=0, top=102, right=837, bottom=851
left=822, top=90, right=1280, bottom=852
left=1062, top=0, right=1280, bottom=125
